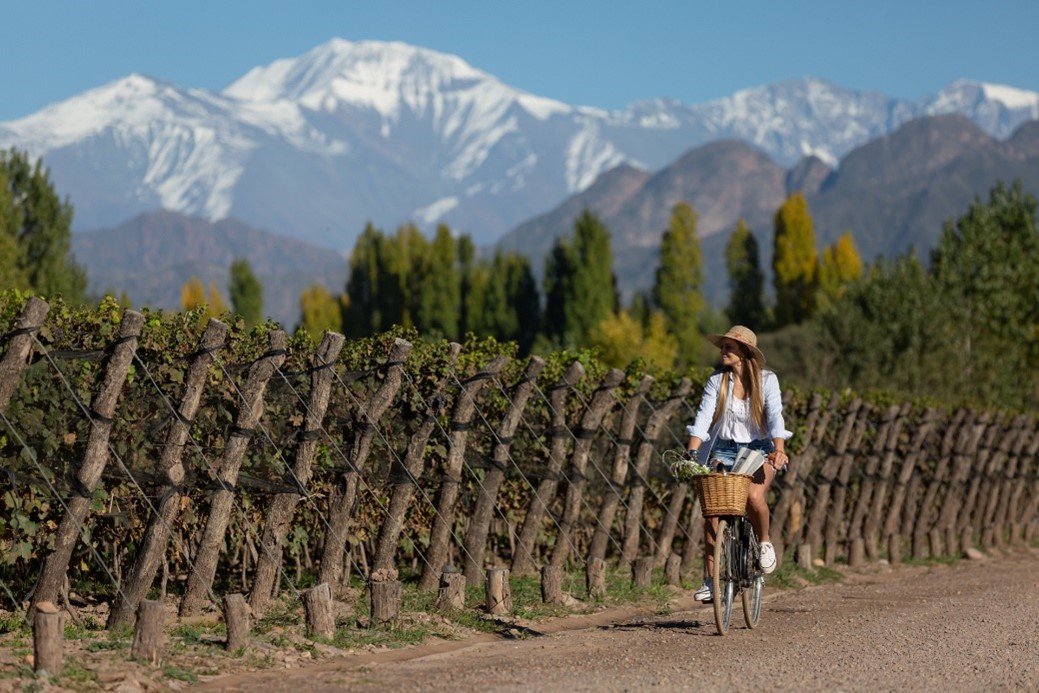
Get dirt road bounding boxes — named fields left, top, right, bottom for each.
left=201, top=547, right=1039, bottom=692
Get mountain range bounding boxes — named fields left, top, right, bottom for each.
left=4, top=38, right=1039, bottom=324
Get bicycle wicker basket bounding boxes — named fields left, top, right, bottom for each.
left=693, top=472, right=753, bottom=517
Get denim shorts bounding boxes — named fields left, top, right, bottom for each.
left=708, top=438, right=774, bottom=470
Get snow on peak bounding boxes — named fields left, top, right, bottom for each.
left=979, top=81, right=1039, bottom=110
left=223, top=37, right=570, bottom=122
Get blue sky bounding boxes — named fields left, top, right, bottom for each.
left=4, top=0, right=1038, bottom=121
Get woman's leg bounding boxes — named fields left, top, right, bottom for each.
left=703, top=516, right=719, bottom=577
left=746, top=461, right=775, bottom=543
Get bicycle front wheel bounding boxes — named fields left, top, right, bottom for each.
left=742, top=526, right=763, bottom=628
left=712, top=519, right=736, bottom=636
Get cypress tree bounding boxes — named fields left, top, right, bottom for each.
left=229, top=257, right=263, bottom=327
left=651, top=201, right=705, bottom=364
left=724, top=219, right=767, bottom=328
left=343, top=223, right=383, bottom=337
left=416, top=224, right=460, bottom=338
left=0, top=148, right=86, bottom=302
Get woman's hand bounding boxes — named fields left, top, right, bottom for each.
left=770, top=450, right=789, bottom=470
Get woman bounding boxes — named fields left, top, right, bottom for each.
left=685, top=325, right=791, bottom=602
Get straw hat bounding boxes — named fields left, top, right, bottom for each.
left=707, top=325, right=765, bottom=367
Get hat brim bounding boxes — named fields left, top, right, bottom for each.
left=707, top=333, right=766, bottom=367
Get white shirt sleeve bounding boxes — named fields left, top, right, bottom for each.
left=763, top=371, right=793, bottom=441
left=686, top=371, right=722, bottom=442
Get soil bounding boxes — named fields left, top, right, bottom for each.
left=4, top=546, right=1038, bottom=692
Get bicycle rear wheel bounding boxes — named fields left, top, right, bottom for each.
left=741, top=522, right=763, bottom=628
left=712, top=519, right=736, bottom=636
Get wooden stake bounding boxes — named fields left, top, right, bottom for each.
left=485, top=568, right=511, bottom=615
left=664, top=554, right=682, bottom=586
left=586, top=557, right=606, bottom=599
left=631, top=558, right=652, bottom=589
left=541, top=565, right=564, bottom=604
left=436, top=570, right=466, bottom=611
left=223, top=593, right=250, bottom=652
left=369, top=580, right=402, bottom=625
left=33, top=602, right=63, bottom=676
left=130, top=599, right=164, bottom=665
left=303, top=583, right=335, bottom=639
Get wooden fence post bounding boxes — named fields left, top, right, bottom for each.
left=806, top=399, right=861, bottom=560
left=548, top=368, right=625, bottom=569
left=485, top=568, right=511, bottom=615
left=824, top=404, right=871, bottom=565
left=512, top=361, right=585, bottom=577
left=631, top=558, right=652, bottom=589
left=33, top=602, right=63, bottom=676
left=585, top=557, right=606, bottom=599
left=1005, top=423, right=1039, bottom=544
left=0, top=296, right=49, bottom=412
left=249, top=332, right=351, bottom=616
left=590, top=375, right=652, bottom=564
left=436, top=567, right=466, bottom=611
left=846, top=405, right=900, bottom=563
left=223, top=593, right=251, bottom=652
left=621, top=378, right=692, bottom=565
left=131, top=600, right=165, bottom=664
left=883, top=409, right=942, bottom=545
left=319, top=339, right=412, bottom=591
left=369, top=569, right=403, bottom=625
left=541, top=565, right=565, bottom=604
left=371, top=344, right=461, bottom=574
left=463, top=356, right=546, bottom=585
left=773, top=393, right=831, bottom=556
left=108, top=318, right=229, bottom=629
left=863, top=402, right=912, bottom=559
left=912, top=409, right=968, bottom=558
left=419, top=355, right=511, bottom=591
left=179, top=330, right=287, bottom=617
left=33, top=310, right=145, bottom=608
left=303, top=583, right=335, bottom=638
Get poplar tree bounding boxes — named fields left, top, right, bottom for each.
left=542, top=209, right=617, bottom=346
left=651, top=201, right=704, bottom=363
left=772, top=193, right=819, bottom=326
left=0, top=148, right=86, bottom=302
left=298, top=284, right=343, bottom=337
left=724, top=219, right=767, bottom=328
left=816, top=231, right=864, bottom=312
left=478, top=251, right=541, bottom=354
left=229, top=257, right=263, bottom=327
left=343, top=223, right=383, bottom=337
left=416, top=224, right=460, bottom=338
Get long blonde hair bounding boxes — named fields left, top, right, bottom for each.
left=709, top=347, right=766, bottom=432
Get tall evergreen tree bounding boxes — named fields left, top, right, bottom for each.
left=772, top=193, right=818, bottom=326
left=930, top=181, right=1039, bottom=406
left=342, top=223, right=383, bottom=338
left=476, top=251, right=541, bottom=354
left=0, top=148, right=86, bottom=302
left=651, top=201, right=704, bottom=364
left=724, top=219, right=767, bottom=328
left=229, top=257, right=263, bottom=327
left=416, top=224, right=460, bottom=338
left=542, top=209, right=617, bottom=346
left=456, top=234, right=477, bottom=336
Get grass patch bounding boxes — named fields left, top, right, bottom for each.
left=163, top=666, right=200, bottom=684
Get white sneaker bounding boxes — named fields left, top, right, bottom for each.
left=693, top=578, right=713, bottom=602
left=759, top=542, right=777, bottom=574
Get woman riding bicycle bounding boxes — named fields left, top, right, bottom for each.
left=685, top=325, right=791, bottom=602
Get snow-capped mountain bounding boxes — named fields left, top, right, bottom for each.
left=1, top=38, right=1037, bottom=250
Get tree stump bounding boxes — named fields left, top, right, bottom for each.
left=632, top=558, right=652, bottom=589
left=33, top=602, right=63, bottom=676
left=929, top=528, right=944, bottom=558
left=303, top=583, right=335, bottom=639
left=887, top=533, right=903, bottom=565
left=485, top=568, right=512, bottom=615
left=959, top=526, right=974, bottom=556
left=223, top=593, right=250, bottom=652
left=541, top=565, right=564, bottom=604
left=586, top=557, right=606, bottom=599
left=664, top=554, right=682, bottom=586
left=436, top=570, right=466, bottom=611
left=370, top=580, right=402, bottom=625
left=945, top=527, right=958, bottom=557
left=980, top=526, right=994, bottom=550
left=847, top=537, right=866, bottom=568
left=130, top=600, right=164, bottom=665
left=797, top=543, right=813, bottom=570
left=911, top=532, right=928, bottom=560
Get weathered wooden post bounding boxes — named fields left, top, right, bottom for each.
left=223, top=593, right=251, bottom=652
left=621, top=378, right=692, bottom=565
left=131, top=600, right=165, bottom=664
left=179, top=330, right=287, bottom=617
left=631, top=558, right=652, bottom=589
left=512, top=361, right=585, bottom=577
left=541, top=565, right=565, bottom=604
left=589, top=375, right=652, bottom=564
left=863, top=403, right=912, bottom=559
left=846, top=405, right=900, bottom=563
left=249, top=331, right=351, bottom=616
left=369, top=569, right=403, bottom=625
left=549, top=368, right=625, bottom=569
left=912, top=409, right=968, bottom=559
left=33, top=309, right=144, bottom=608
left=882, top=408, right=942, bottom=558
left=824, top=404, right=872, bottom=565
left=372, top=344, right=461, bottom=573
left=33, top=602, right=63, bottom=676
left=664, top=554, right=682, bottom=585
left=436, top=566, right=466, bottom=611
left=319, top=339, right=412, bottom=592
left=419, top=355, right=511, bottom=591
left=0, top=296, right=49, bottom=412
left=485, top=568, right=512, bottom=615
left=463, top=356, right=546, bottom=585
left=586, top=557, right=606, bottom=599
left=109, top=318, right=229, bottom=629
left=303, top=583, right=335, bottom=639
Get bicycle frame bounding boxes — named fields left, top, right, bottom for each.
left=712, top=513, right=764, bottom=635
